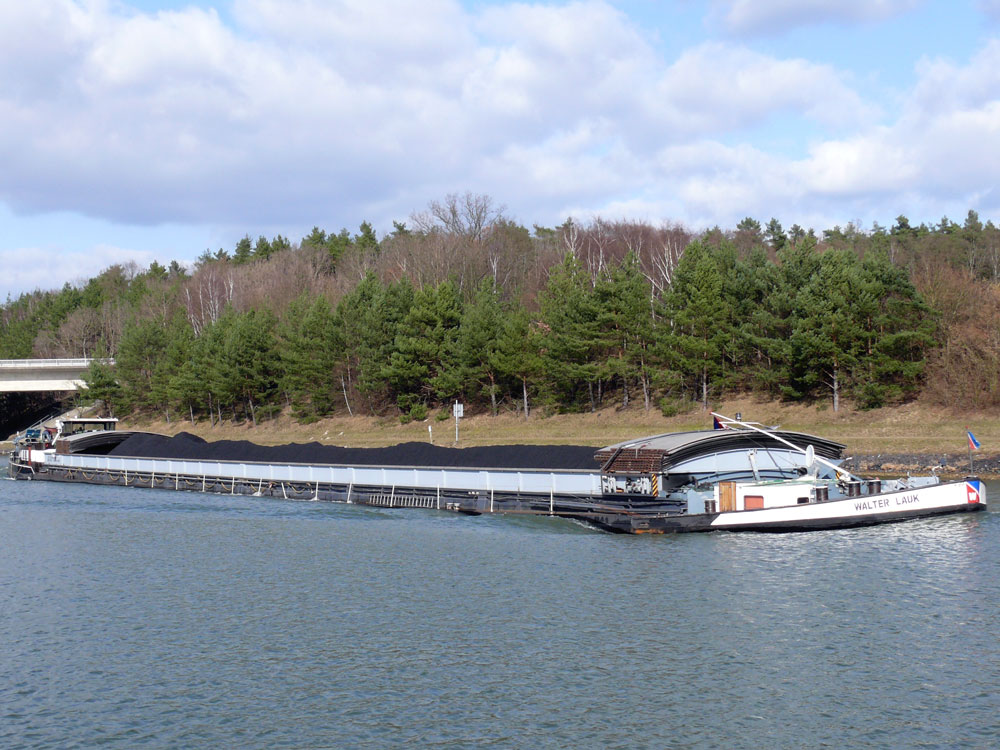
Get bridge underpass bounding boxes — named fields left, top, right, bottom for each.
left=0, top=360, right=113, bottom=439
left=0, top=358, right=111, bottom=392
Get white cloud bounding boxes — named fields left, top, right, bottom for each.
left=0, top=1, right=95, bottom=99
left=653, top=142, right=799, bottom=223
left=712, top=0, right=921, bottom=37
left=469, top=1, right=652, bottom=123
left=0, top=0, right=872, bottom=234
left=789, top=41, right=1000, bottom=209
left=910, top=41, right=1000, bottom=115
left=0, top=244, right=155, bottom=299
left=549, top=32, right=1000, bottom=230
left=652, top=43, right=875, bottom=132
left=0, top=0, right=997, bottom=261
left=795, top=130, right=917, bottom=195
left=233, top=0, right=476, bottom=87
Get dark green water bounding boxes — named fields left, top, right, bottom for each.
left=2, top=472, right=998, bottom=749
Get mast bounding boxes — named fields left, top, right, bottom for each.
left=711, top=411, right=858, bottom=482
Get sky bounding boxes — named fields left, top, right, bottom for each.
left=3, top=0, right=1000, bottom=298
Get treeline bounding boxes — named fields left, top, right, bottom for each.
left=4, top=195, right=1000, bottom=423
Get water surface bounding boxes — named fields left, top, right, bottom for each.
left=2, top=470, right=998, bottom=748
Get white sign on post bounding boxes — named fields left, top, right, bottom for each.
left=453, top=401, right=463, bottom=442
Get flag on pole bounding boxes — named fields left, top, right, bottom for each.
left=967, top=430, right=981, bottom=451
left=713, top=415, right=726, bottom=430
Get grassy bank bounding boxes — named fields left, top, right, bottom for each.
left=120, top=397, right=997, bottom=457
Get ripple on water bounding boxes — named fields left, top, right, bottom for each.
left=0, top=478, right=998, bottom=748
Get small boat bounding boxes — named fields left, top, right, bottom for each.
left=9, top=417, right=124, bottom=477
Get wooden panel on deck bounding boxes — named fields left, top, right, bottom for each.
left=719, top=481, right=736, bottom=512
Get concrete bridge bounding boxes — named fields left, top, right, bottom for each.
left=0, top=359, right=113, bottom=392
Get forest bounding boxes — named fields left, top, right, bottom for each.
left=3, top=193, right=1000, bottom=425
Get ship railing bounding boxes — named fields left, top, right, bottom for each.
left=49, top=452, right=606, bottom=497
left=0, top=358, right=114, bottom=368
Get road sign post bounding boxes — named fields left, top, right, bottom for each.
left=453, top=401, right=464, bottom=443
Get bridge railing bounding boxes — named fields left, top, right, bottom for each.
left=0, top=358, right=115, bottom=369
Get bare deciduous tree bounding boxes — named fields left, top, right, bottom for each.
left=412, top=192, right=506, bottom=244
left=183, top=262, right=235, bottom=336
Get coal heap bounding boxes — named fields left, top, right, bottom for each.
left=108, top=432, right=601, bottom=471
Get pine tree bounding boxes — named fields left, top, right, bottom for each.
left=197, top=311, right=239, bottom=424
left=116, top=318, right=168, bottom=412
left=355, top=222, right=379, bottom=254
left=594, top=252, right=655, bottom=410
left=167, top=359, right=202, bottom=425
left=301, top=227, right=327, bottom=248
left=253, top=236, right=273, bottom=261
left=326, top=229, right=354, bottom=267
left=456, top=278, right=506, bottom=415
left=729, top=246, right=784, bottom=394
left=152, top=314, right=195, bottom=421
left=493, top=306, right=544, bottom=419
left=233, top=235, right=253, bottom=264
left=660, top=241, right=731, bottom=409
left=787, top=249, right=864, bottom=411
left=766, top=218, right=786, bottom=251
left=853, top=249, right=935, bottom=407
left=82, top=342, right=122, bottom=417
left=278, top=293, right=343, bottom=420
left=338, top=274, right=413, bottom=411
left=538, top=254, right=601, bottom=411
left=384, top=280, right=462, bottom=416
left=225, top=309, right=279, bottom=426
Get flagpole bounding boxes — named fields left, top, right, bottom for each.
left=967, top=426, right=973, bottom=475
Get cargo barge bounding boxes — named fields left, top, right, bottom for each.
left=7, top=414, right=985, bottom=533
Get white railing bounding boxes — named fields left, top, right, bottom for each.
left=53, top=452, right=605, bottom=497
left=0, top=358, right=114, bottom=369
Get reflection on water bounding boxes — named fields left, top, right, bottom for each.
left=0, top=476, right=998, bottom=748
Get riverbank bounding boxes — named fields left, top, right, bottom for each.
left=107, top=398, right=999, bottom=477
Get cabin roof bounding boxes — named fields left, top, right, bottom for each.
left=596, top=429, right=845, bottom=473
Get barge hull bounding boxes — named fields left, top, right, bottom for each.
left=11, top=453, right=660, bottom=524
left=9, top=450, right=986, bottom=535
left=588, top=502, right=985, bottom=534
left=588, top=479, right=987, bottom=533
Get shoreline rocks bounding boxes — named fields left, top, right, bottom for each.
left=850, top=452, right=1000, bottom=479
